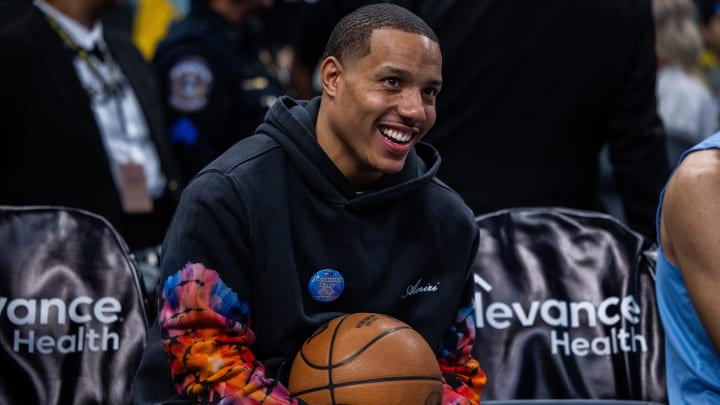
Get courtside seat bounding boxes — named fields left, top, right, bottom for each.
left=0, top=205, right=148, bottom=405
left=472, top=207, right=666, bottom=403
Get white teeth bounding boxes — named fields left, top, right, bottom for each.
left=380, top=128, right=412, bottom=143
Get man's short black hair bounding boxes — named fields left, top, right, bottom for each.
left=322, top=3, right=438, bottom=63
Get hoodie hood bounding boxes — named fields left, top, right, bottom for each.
left=256, top=96, right=442, bottom=210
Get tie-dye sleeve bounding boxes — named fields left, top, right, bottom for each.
left=160, top=262, right=302, bottom=404
left=438, top=283, right=487, bottom=404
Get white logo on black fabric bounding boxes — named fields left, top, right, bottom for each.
left=473, top=274, right=648, bottom=356
left=1, top=295, right=122, bottom=354
left=401, top=278, right=440, bottom=299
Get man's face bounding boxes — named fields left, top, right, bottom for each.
left=319, top=28, right=442, bottom=188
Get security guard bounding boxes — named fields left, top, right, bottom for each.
left=153, top=0, right=282, bottom=183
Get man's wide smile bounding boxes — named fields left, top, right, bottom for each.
left=379, top=126, right=412, bottom=144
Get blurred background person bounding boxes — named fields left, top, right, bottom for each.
left=0, top=0, right=135, bottom=30
left=0, top=0, right=184, bottom=312
left=654, top=0, right=718, bottom=164
left=0, top=0, right=182, bottom=252
left=152, top=0, right=285, bottom=183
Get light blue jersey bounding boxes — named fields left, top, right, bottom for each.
left=656, top=132, right=720, bottom=404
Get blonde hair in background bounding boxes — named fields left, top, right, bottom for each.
left=653, top=0, right=704, bottom=71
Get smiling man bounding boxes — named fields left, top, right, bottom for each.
left=316, top=23, right=443, bottom=187
left=133, top=4, right=485, bottom=404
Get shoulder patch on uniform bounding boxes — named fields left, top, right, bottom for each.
left=168, top=56, right=214, bottom=112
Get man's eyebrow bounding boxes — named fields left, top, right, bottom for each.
left=375, top=66, right=442, bottom=87
left=376, top=65, right=409, bottom=77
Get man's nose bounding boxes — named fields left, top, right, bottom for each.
left=397, top=90, right=426, bottom=123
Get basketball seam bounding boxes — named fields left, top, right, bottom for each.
left=327, top=313, right=350, bottom=405
left=290, top=375, right=443, bottom=398
left=299, top=325, right=412, bottom=370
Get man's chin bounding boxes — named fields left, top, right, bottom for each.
left=377, top=159, right=407, bottom=176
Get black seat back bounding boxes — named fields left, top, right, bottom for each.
left=0, top=206, right=148, bottom=405
left=472, top=207, right=666, bottom=402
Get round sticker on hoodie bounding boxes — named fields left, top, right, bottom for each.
left=308, top=269, right=344, bottom=302
left=168, top=56, right=213, bottom=112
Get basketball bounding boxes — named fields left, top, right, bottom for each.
left=288, top=313, right=443, bottom=405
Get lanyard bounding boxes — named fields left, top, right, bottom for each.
left=44, top=14, right=125, bottom=100
left=44, top=13, right=127, bottom=133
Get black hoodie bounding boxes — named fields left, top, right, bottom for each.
left=133, top=96, right=480, bottom=403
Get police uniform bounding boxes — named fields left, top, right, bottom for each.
left=153, top=0, right=283, bottom=183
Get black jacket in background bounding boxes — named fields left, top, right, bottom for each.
left=0, top=7, right=183, bottom=250
left=414, top=0, right=669, bottom=240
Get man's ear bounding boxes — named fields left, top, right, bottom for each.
left=320, top=56, right=342, bottom=97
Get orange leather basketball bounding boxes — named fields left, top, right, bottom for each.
left=288, top=313, right=443, bottom=405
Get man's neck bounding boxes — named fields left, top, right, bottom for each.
left=44, top=0, right=99, bottom=29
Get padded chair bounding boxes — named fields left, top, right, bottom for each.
left=472, top=207, right=666, bottom=404
left=0, top=206, right=149, bottom=405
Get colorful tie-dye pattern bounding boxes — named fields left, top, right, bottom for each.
left=160, top=262, right=300, bottom=404
left=160, top=262, right=484, bottom=404
left=439, top=305, right=486, bottom=404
